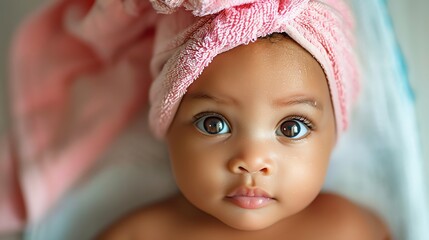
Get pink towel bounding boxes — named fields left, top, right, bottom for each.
left=0, top=0, right=358, bottom=233
left=148, top=0, right=359, bottom=138
left=1, top=0, right=156, bottom=232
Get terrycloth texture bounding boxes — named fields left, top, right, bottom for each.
left=2, top=1, right=427, bottom=239
left=1, top=0, right=156, bottom=233
left=324, top=0, right=429, bottom=239
left=148, top=0, right=359, bottom=139
left=24, top=109, right=178, bottom=240
left=150, top=0, right=257, bottom=15
left=1, top=0, right=358, bottom=234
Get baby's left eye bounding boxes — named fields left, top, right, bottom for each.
left=194, top=114, right=231, bottom=135
left=275, top=119, right=310, bottom=139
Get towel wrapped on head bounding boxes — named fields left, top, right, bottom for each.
left=148, top=0, right=359, bottom=139
left=0, top=0, right=358, bottom=234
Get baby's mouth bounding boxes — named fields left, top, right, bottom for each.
left=225, top=187, right=275, bottom=209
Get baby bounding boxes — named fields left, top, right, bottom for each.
left=99, top=0, right=390, bottom=239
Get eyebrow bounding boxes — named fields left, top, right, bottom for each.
left=186, top=92, right=237, bottom=105
left=273, top=97, right=323, bottom=111
left=186, top=92, right=323, bottom=111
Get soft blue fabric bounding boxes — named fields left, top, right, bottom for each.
left=24, top=111, right=178, bottom=240
left=324, top=0, right=429, bottom=239
left=23, top=0, right=428, bottom=239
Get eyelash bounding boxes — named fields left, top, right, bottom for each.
left=283, top=115, right=314, bottom=130
left=192, top=112, right=228, bottom=123
left=192, top=112, right=314, bottom=132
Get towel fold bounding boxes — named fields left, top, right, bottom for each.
left=1, top=0, right=156, bottom=232
left=148, top=0, right=359, bottom=139
left=0, top=0, right=358, bottom=233
left=2, top=1, right=426, bottom=240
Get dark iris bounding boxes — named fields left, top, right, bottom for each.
left=280, top=120, right=301, bottom=138
left=204, top=117, right=224, bottom=134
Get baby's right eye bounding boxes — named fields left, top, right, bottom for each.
left=194, top=113, right=231, bottom=135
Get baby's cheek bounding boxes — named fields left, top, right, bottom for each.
left=172, top=149, right=218, bottom=188
left=278, top=162, right=326, bottom=208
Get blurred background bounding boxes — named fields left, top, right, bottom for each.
left=0, top=0, right=428, bottom=239
left=3, top=0, right=427, bottom=177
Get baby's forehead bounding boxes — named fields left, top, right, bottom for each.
left=148, top=0, right=358, bottom=139
left=218, top=36, right=314, bottom=66
left=199, top=36, right=321, bottom=77
left=184, top=38, right=330, bottom=104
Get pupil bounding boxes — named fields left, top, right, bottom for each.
left=281, top=121, right=300, bottom=137
left=204, top=117, right=224, bottom=134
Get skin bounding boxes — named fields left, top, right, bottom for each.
left=99, top=36, right=391, bottom=240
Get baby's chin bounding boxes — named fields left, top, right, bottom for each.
left=217, top=214, right=283, bottom=231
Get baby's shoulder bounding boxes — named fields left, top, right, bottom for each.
left=96, top=197, right=180, bottom=240
left=308, top=193, right=391, bottom=240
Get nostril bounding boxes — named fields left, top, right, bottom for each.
left=260, top=167, right=269, bottom=175
left=237, top=166, right=270, bottom=175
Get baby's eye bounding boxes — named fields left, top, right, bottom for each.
left=194, top=113, right=231, bottom=135
left=276, top=119, right=310, bottom=139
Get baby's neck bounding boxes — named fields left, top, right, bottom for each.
left=163, top=193, right=302, bottom=239
left=99, top=193, right=390, bottom=240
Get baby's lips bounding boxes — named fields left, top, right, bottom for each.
left=226, top=187, right=275, bottom=209
left=226, top=186, right=273, bottom=198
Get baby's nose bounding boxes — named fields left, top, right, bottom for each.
left=227, top=141, right=274, bottom=176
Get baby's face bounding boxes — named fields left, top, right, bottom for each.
left=166, top=37, right=336, bottom=230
